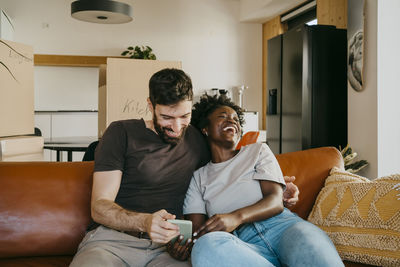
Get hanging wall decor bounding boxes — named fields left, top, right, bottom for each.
left=347, top=0, right=365, bottom=92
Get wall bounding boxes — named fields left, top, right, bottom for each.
left=348, top=0, right=400, bottom=178
left=1, top=0, right=262, bottom=121
left=377, top=0, right=400, bottom=177
left=34, top=66, right=98, bottom=110
left=348, top=0, right=378, bottom=178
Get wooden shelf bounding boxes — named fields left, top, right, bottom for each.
left=34, top=54, right=112, bottom=67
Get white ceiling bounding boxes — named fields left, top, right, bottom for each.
left=67, top=0, right=306, bottom=24
left=239, top=0, right=307, bottom=23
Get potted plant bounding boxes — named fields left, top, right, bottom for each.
left=121, top=45, right=156, bottom=60
left=340, top=145, right=369, bottom=173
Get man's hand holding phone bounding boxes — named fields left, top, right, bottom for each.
left=144, top=210, right=180, bottom=243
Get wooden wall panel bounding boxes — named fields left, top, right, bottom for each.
left=317, top=0, right=347, bottom=29
left=34, top=54, right=109, bottom=67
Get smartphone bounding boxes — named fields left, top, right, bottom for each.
left=167, top=219, right=192, bottom=244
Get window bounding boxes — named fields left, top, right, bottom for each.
left=281, top=0, right=317, bottom=30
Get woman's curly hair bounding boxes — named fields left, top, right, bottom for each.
left=191, top=94, right=244, bottom=134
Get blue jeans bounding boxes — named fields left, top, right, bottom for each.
left=191, top=208, right=343, bottom=267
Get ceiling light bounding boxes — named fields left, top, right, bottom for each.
left=71, top=0, right=133, bottom=24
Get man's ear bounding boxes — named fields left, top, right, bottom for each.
left=147, top=98, right=154, bottom=114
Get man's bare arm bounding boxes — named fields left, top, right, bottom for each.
left=91, top=170, right=179, bottom=243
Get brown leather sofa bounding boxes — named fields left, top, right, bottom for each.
left=0, top=147, right=372, bottom=266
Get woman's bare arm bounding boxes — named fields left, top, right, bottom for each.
left=185, top=213, right=207, bottom=233
left=195, top=180, right=284, bottom=235
left=231, top=180, right=284, bottom=224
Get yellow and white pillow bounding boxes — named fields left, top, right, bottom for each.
left=308, top=167, right=400, bottom=266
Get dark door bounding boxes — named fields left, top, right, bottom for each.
left=281, top=26, right=303, bottom=153
left=266, top=35, right=282, bottom=154
left=302, top=25, right=348, bottom=150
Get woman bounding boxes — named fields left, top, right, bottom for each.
left=168, top=94, right=343, bottom=266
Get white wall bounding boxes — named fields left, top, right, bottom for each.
left=348, top=0, right=378, bottom=178
left=377, top=0, right=400, bottom=177
left=348, top=0, right=400, bottom=178
left=1, top=0, right=262, bottom=121
left=34, top=66, right=99, bottom=110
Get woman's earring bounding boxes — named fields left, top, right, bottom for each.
left=203, top=130, right=208, bottom=136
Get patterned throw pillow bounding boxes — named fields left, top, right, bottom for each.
left=308, top=167, right=400, bottom=266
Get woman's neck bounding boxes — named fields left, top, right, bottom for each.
left=209, top=142, right=238, bottom=163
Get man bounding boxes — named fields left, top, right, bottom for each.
left=70, top=68, right=298, bottom=266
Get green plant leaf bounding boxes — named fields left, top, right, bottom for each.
left=123, top=45, right=156, bottom=60
left=342, top=146, right=353, bottom=158
left=345, top=160, right=369, bottom=173
left=345, top=160, right=368, bottom=169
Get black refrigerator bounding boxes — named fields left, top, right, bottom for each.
left=267, top=25, right=347, bottom=154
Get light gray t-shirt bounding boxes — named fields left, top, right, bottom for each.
left=183, top=143, right=285, bottom=217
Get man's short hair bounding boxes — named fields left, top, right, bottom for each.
left=149, top=68, right=193, bottom=106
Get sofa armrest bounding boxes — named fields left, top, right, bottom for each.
left=276, top=146, right=344, bottom=219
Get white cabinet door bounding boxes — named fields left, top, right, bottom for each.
left=51, top=113, right=97, bottom=137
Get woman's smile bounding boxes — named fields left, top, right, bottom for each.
left=222, top=125, right=238, bottom=135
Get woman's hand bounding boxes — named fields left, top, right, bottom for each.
left=283, top=176, right=299, bottom=208
left=193, top=213, right=241, bottom=238
left=166, top=235, right=194, bottom=261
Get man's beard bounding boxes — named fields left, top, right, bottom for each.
left=153, top=115, right=187, bottom=145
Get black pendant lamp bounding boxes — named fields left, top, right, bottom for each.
left=71, top=0, right=133, bottom=24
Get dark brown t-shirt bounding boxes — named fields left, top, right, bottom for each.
left=94, top=119, right=210, bottom=218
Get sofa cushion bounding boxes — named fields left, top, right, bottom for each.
left=308, top=167, right=400, bottom=266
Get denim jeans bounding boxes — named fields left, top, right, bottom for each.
left=191, top=208, right=343, bottom=267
